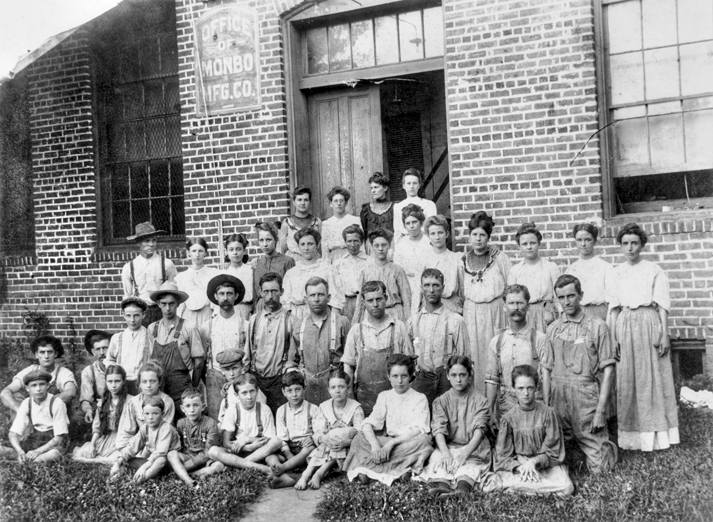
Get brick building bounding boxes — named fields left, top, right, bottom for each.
left=0, top=0, right=711, bottom=376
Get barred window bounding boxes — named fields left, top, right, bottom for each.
left=93, top=0, right=184, bottom=244
left=598, top=0, right=713, bottom=214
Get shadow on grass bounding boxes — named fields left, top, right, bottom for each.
left=0, top=460, right=267, bottom=522
left=315, top=407, right=713, bottom=522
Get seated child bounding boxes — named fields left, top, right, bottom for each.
left=73, top=365, right=132, bottom=464
left=115, top=360, right=175, bottom=450
left=208, top=373, right=282, bottom=475
left=494, top=364, right=574, bottom=496
left=267, top=372, right=318, bottom=488
left=296, top=368, right=364, bottom=490
left=332, top=225, right=369, bottom=323
left=167, top=387, right=222, bottom=485
left=415, top=356, right=496, bottom=496
left=0, top=369, right=68, bottom=462
left=215, top=349, right=267, bottom=426
left=79, top=329, right=112, bottom=424
left=111, top=395, right=181, bottom=483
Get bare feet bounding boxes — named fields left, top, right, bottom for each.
left=270, top=463, right=285, bottom=476
left=308, top=474, right=322, bottom=489
left=294, top=477, right=309, bottom=490
left=270, top=473, right=298, bottom=489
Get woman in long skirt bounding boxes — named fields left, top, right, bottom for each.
left=508, top=223, right=560, bottom=333
left=343, top=354, right=433, bottom=486
left=461, top=212, right=510, bottom=394
left=609, top=223, right=679, bottom=452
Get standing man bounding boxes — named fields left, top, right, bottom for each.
left=148, top=281, right=205, bottom=412
left=288, top=277, right=349, bottom=406
left=485, top=284, right=551, bottom=426
left=341, top=280, right=413, bottom=415
left=545, top=274, right=618, bottom=473
left=408, top=268, right=469, bottom=406
left=199, top=274, right=248, bottom=419
left=121, top=222, right=177, bottom=326
left=245, top=272, right=294, bottom=413
left=1, top=335, right=77, bottom=413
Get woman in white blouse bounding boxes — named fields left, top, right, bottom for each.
left=565, top=223, right=613, bottom=321
left=608, top=223, right=678, bottom=452
left=175, top=238, right=219, bottom=326
left=343, top=354, right=433, bottom=486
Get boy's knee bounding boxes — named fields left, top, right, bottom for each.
left=208, top=446, right=223, bottom=459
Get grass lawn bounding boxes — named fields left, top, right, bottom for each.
left=315, top=406, right=713, bottom=522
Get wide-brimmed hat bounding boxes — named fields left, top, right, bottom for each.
left=30, top=335, right=65, bottom=359
left=149, top=281, right=189, bottom=305
left=83, top=330, right=113, bottom=355
left=121, top=296, right=149, bottom=312
left=23, top=369, right=53, bottom=386
left=126, top=222, right=166, bottom=242
left=207, top=274, right=245, bottom=305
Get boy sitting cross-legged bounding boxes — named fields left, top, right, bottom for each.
left=0, top=370, right=69, bottom=462
left=167, top=387, right=222, bottom=486
left=268, top=372, right=317, bottom=488
left=110, top=395, right=181, bottom=484
left=208, top=373, right=282, bottom=475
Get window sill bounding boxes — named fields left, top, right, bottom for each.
left=91, top=241, right=187, bottom=263
left=602, top=208, right=713, bottom=237
left=0, top=253, right=37, bottom=267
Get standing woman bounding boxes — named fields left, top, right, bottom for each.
left=393, top=204, right=430, bottom=316
left=360, top=172, right=394, bottom=254
left=566, top=223, right=614, bottom=321
left=507, top=223, right=560, bottom=333
left=461, top=212, right=510, bottom=394
left=175, top=238, right=220, bottom=326
left=609, top=223, right=678, bottom=452
left=223, top=233, right=254, bottom=320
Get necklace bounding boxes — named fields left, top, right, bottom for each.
left=463, top=247, right=498, bottom=283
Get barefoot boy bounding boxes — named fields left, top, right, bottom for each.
left=208, top=373, right=282, bottom=475
left=0, top=370, right=69, bottom=462
left=268, top=372, right=317, bottom=488
left=215, top=349, right=267, bottom=425
left=167, top=387, right=222, bottom=485
left=111, top=395, right=180, bottom=483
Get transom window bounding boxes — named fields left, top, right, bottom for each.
left=600, top=0, right=713, bottom=213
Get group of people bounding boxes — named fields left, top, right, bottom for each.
left=0, top=168, right=679, bottom=498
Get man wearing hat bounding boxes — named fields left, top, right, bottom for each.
left=198, top=274, right=249, bottom=419
left=148, top=281, right=205, bottom=410
left=105, top=297, right=153, bottom=395
left=1, top=335, right=77, bottom=414
left=79, top=330, right=112, bottom=423
left=0, top=369, right=69, bottom=462
left=121, top=222, right=178, bottom=326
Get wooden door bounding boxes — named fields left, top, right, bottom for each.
left=306, top=86, right=382, bottom=218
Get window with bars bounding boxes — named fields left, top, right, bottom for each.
left=94, top=0, right=184, bottom=244
left=598, top=0, right=713, bottom=214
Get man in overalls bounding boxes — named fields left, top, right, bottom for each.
left=1, top=335, right=77, bottom=416
left=544, top=274, right=618, bottom=473
left=148, top=281, right=205, bottom=415
left=288, top=276, right=349, bottom=406
left=199, top=274, right=248, bottom=420
left=408, top=268, right=469, bottom=406
left=121, top=222, right=177, bottom=326
left=484, top=284, right=551, bottom=429
left=342, top=280, right=413, bottom=415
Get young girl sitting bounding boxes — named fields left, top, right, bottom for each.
left=295, top=368, right=364, bottom=490
left=175, top=238, right=220, bottom=326
left=208, top=373, right=282, bottom=475
left=115, top=360, right=175, bottom=450
left=343, top=354, right=433, bottom=486
left=416, top=356, right=496, bottom=496
left=111, top=395, right=181, bottom=484
left=223, top=233, right=254, bottom=320
left=73, top=365, right=132, bottom=464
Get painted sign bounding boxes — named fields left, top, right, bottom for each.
left=194, top=5, right=261, bottom=115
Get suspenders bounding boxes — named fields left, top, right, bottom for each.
left=281, top=403, right=313, bottom=436
left=355, top=321, right=395, bottom=385
left=116, top=329, right=152, bottom=368
left=495, top=328, right=539, bottom=362
left=130, top=255, right=167, bottom=297
left=28, top=395, right=58, bottom=434
left=298, top=312, right=338, bottom=360
left=249, top=310, right=292, bottom=373
left=233, top=402, right=263, bottom=438
left=152, top=318, right=184, bottom=340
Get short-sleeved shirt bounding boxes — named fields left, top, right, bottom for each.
left=221, top=402, right=277, bottom=441
left=11, top=394, right=69, bottom=436
left=149, top=319, right=205, bottom=370
left=276, top=401, right=317, bottom=445
left=217, top=385, right=268, bottom=425
left=13, top=365, right=77, bottom=403
left=120, top=421, right=181, bottom=462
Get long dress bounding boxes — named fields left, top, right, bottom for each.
left=566, top=255, right=614, bottom=321
left=223, top=263, right=254, bottom=320
left=508, top=257, right=560, bottom=333
left=424, top=249, right=464, bottom=314
left=610, top=259, right=679, bottom=452
left=321, top=214, right=363, bottom=263
left=175, top=265, right=220, bottom=326
left=415, top=387, right=496, bottom=490
left=343, top=387, right=433, bottom=486
left=393, top=235, right=431, bottom=316
left=72, top=396, right=134, bottom=463
left=309, top=398, right=365, bottom=468
left=461, top=247, right=510, bottom=394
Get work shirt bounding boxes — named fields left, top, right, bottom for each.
left=221, top=402, right=277, bottom=441
left=253, top=253, right=295, bottom=302
left=12, top=364, right=77, bottom=403
left=198, top=312, right=248, bottom=370
left=11, top=393, right=69, bottom=436
left=121, top=254, right=177, bottom=306
left=176, top=415, right=220, bottom=454
left=276, top=401, right=317, bottom=445
left=408, top=305, right=469, bottom=372
left=333, top=253, right=369, bottom=297
left=246, top=307, right=293, bottom=377
left=105, top=327, right=153, bottom=381
left=341, top=316, right=413, bottom=369
left=116, top=392, right=175, bottom=449
left=484, top=324, right=550, bottom=389
left=149, top=319, right=205, bottom=370
left=120, top=421, right=181, bottom=462
left=80, top=361, right=107, bottom=409
left=289, top=311, right=350, bottom=372
left=352, top=261, right=412, bottom=323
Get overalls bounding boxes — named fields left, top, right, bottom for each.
left=152, top=319, right=191, bottom=406
left=354, top=322, right=394, bottom=416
